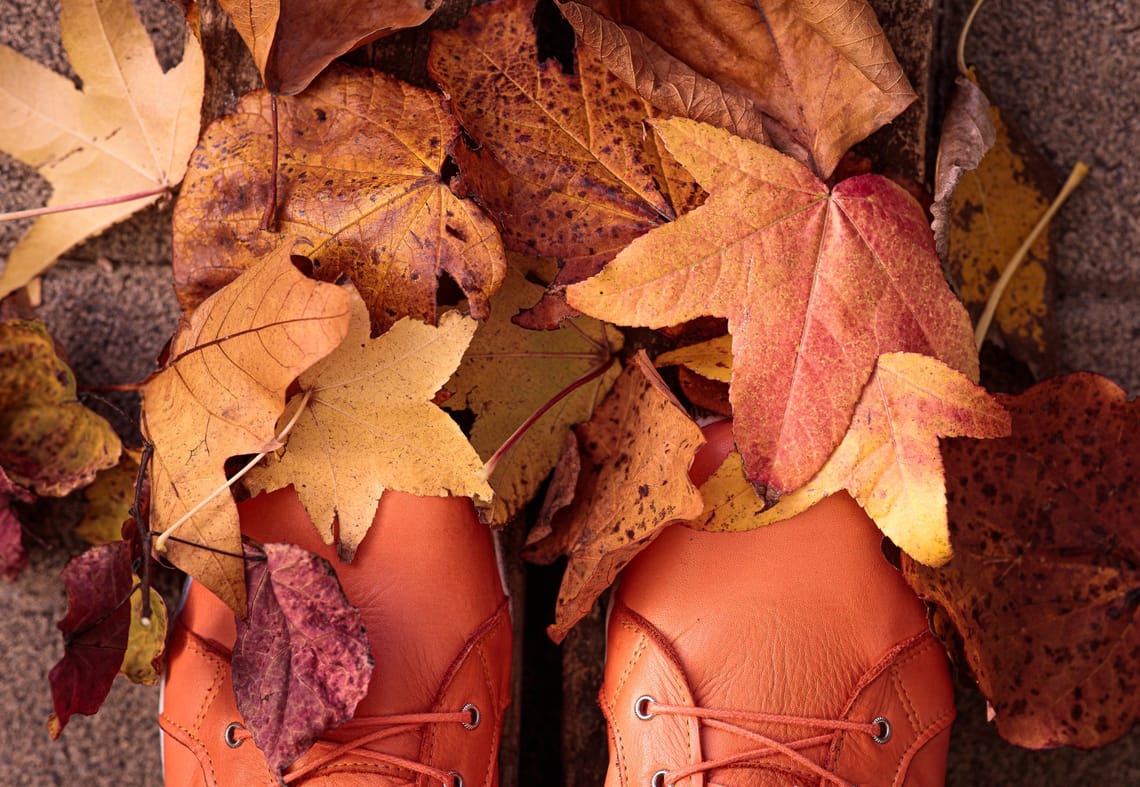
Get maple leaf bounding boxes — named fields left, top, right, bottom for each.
left=694, top=353, right=1010, bottom=566
left=46, top=541, right=133, bottom=739
left=217, top=0, right=440, bottom=95
left=586, top=0, right=915, bottom=177
left=0, top=0, right=204, bottom=296
left=559, top=1, right=768, bottom=145
left=172, top=64, right=505, bottom=333
left=77, top=452, right=140, bottom=545
left=0, top=320, right=121, bottom=497
left=443, top=254, right=623, bottom=525
left=246, top=295, right=491, bottom=561
left=904, top=373, right=1140, bottom=749
left=655, top=333, right=732, bottom=383
left=428, top=0, right=688, bottom=310
left=141, top=250, right=352, bottom=613
left=525, top=352, right=704, bottom=642
left=234, top=541, right=373, bottom=773
left=567, top=118, right=978, bottom=499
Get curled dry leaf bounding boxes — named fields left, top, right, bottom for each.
left=559, top=1, right=768, bottom=144
left=429, top=0, right=692, bottom=325
left=234, top=542, right=373, bottom=773
left=567, top=118, right=977, bottom=500
left=247, top=294, right=491, bottom=561
left=0, top=0, right=203, bottom=296
left=525, top=352, right=704, bottom=642
left=0, top=320, right=121, bottom=497
left=217, top=0, right=441, bottom=95
left=142, top=250, right=351, bottom=613
left=931, top=74, right=996, bottom=262
left=589, top=0, right=914, bottom=177
left=694, top=353, right=1010, bottom=566
left=172, top=64, right=505, bottom=333
left=47, top=541, right=133, bottom=739
left=444, top=255, right=623, bottom=525
left=903, top=373, right=1140, bottom=749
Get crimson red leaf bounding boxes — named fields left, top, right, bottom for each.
left=233, top=542, right=374, bottom=773
left=46, top=540, right=133, bottom=738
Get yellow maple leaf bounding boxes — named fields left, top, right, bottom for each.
left=247, top=296, right=493, bottom=562
left=121, top=578, right=167, bottom=686
left=0, top=0, right=204, bottom=296
left=693, top=352, right=1010, bottom=565
left=142, top=250, right=352, bottom=613
left=655, top=334, right=733, bottom=383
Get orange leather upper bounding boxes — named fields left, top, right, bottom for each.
left=600, top=420, right=954, bottom=786
left=161, top=487, right=511, bottom=786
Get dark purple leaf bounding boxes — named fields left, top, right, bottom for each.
left=47, top=540, right=133, bottom=738
left=233, top=543, right=373, bottom=773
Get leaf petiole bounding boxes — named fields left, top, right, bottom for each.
left=0, top=187, right=170, bottom=223
left=154, top=388, right=313, bottom=553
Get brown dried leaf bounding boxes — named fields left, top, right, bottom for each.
left=172, top=65, right=505, bottom=333
left=217, top=0, right=439, bottom=95
left=903, top=373, right=1140, bottom=749
left=246, top=295, right=491, bottom=560
left=525, top=352, right=704, bottom=642
left=142, top=250, right=351, bottom=613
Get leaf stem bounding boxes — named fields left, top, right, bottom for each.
left=957, top=0, right=988, bottom=76
left=260, top=94, right=280, bottom=231
left=0, top=187, right=169, bottom=223
left=974, top=161, right=1089, bottom=350
left=481, top=356, right=615, bottom=481
left=154, top=389, right=313, bottom=553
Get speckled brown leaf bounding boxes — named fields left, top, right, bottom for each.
left=559, top=1, right=767, bottom=145
left=142, top=250, right=351, bottom=613
left=0, top=321, right=121, bottom=497
left=567, top=118, right=977, bottom=500
left=588, top=0, right=914, bottom=177
left=524, top=352, right=704, bottom=642
left=172, top=65, right=505, bottom=333
left=444, top=255, right=623, bottom=524
left=234, top=542, right=373, bottom=773
left=903, top=373, right=1140, bottom=749
left=428, top=0, right=683, bottom=306
left=217, top=0, right=440, bottom=95
left=695, top=353, right=1010, bottom=566
left=246, top=295, right=490, bottom=561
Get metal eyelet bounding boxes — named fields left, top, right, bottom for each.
left=223, top=721, right=245, bottom=748
left=634, top=695, right=656, bottom=720
left=462, top=702, right=481, bottom=730
left=448, top=770, right=464, bottom=787
left=871, top=716, right=892, bottom=744
left=650, top=769, right=669, bottom=787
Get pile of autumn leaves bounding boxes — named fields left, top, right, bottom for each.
left=1, top=0, right=1137, bottom=771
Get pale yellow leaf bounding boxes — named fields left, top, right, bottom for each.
left=655, top=334, right=733, bottom=383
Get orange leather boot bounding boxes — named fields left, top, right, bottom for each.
left=600, top=420, right=954, bottom=787
left=160, top=487, right=511, bottom=786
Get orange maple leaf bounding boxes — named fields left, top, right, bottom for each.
left=567, top=118, right=978, bottom=499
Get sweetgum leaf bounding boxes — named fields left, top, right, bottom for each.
left=525, top=352, right=704, bottom=642
left=0, top=0, right=203, bottom=296
left=234, top=542, right=373, bottom=773
left=217, top=0, right=440, bottom=95
left=444, top=255, right=623, bottom=525
left=589, top=0, right=915, bottom=177
left=172, top=64, right=505, bottom=333
left=0, top=320, right=121, bottom=497
left=246, top=294, right=491, bottom=560
left=46, top=541, right=133, bottom=739
left=428, top=0, right=685, bottom=303
left=694, top=353, right=1011, bottom=566
left=142, top=250, right=351, bottom=613
left=903, top=373, right=1140, bottom=749
left=567, top=118, right=978, bottom=499
left=655, top=334, right=732, bottom=383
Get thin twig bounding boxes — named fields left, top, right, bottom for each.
left=974, top=161, right=1089, bottom=350
left=154, top=389, right=313, bottom=553
left=260, top=94, right=280, bottom=231
left=132, top=442, right=155, bottom=626
left=0, top=187, right=169, bottom=223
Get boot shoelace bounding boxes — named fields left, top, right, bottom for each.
left=635, top=697, right=890, bottom=787
left=226, top=703, right=481, bottom=786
